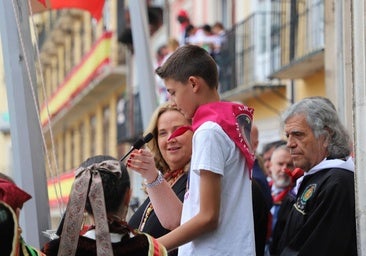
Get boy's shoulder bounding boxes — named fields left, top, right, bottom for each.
left=192, top=102, right=253, bottom=127
left=192, top=101, right=255, bottom=170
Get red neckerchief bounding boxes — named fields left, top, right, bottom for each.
left=191, top=102, right=255, bottom=172
left=269, top=168, right=304, bottom=204
left=270, top=184, right=292, bottom=204
left=284, top=167, right=304, bottom=182
left=168, top=126, right=193, bottom=140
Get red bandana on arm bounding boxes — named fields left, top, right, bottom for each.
left=191, top=102, right=255, bottom=172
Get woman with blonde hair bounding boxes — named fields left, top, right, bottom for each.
left=129, top=102, right=192, bottom=256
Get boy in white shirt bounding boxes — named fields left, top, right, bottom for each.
left=127, top=45, right=256, bottom=255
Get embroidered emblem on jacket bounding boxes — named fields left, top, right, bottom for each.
left=294, top=183, right=317, bottom=215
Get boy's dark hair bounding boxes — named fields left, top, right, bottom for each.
left=80, top=155, right=130, bottom=214
left=155, top=44, right=219, bottom=89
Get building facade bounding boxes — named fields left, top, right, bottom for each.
left=32, top=1, right=129, bottom=225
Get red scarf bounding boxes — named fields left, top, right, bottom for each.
left=270, top=185, right=292, bottom=204
left=192, top=102, right=255, bottom=171
left=270, top=168, right=304, bottom=204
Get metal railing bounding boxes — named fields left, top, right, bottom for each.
left=218, top=12, right=274, bottom=94
left=270, top=0, right=324, bottom=73
left=37, top=10, right=61, bottom=49
left=218, top=0, right=324, bottom=94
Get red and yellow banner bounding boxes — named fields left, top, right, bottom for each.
left=40, top=31, right=112, bottom=126
left=47, top=171, right=74, bottom=208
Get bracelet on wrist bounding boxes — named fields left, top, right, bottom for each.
left=145, top=171, right=164, bottom=188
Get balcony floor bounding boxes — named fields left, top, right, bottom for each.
left=269, top=49, right=324, bottom=79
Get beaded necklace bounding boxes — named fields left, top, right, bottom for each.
left=139, top=169, right=185, bottom=231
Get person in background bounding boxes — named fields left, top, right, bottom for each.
left=161, top=38, right=180, bottom=65
left=251, top=125, right=273, bottom=209
left=211, top=21, right=226, bottom=61
left=156, top=44, right=169, bottom=67
left=268, top=146, right=303, bottom=256
left=261, top=140, right=287, bottom=179
left=156, top=38, right=180, bottom=103
left=0, top=173, right=45, bottom=256
left=251, top=180, right=271, bottom=256
left=268, top=145, right=295, bottom=231
left=176, top=9, right=191, bottom=46
left=128, top=45, right=256, bottom=255
left=42, top=155, right=167, bottom=256
left=276, top=97, right=357, bottom=255
left=186, top=24, right=217, bottom=56
left=199, top=24, right=216, bottom=55
left=129, top=102, right=192, bottom=256
left=250, top=125, right=273, bottom=256
left=184, top=24, right=198, bottom=45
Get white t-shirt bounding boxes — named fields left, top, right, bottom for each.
left=178, top=121, right=255, bottom=256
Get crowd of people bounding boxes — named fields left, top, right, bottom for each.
left=1, top=44, right=358, bottom=256
left=175, top=9, right=226, bottom=55
left=155, top=10, right=227, bottom=104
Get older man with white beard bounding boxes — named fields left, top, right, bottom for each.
left=269, top=145, right=295, bottom=231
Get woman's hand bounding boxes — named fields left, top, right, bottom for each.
left=127, top=149, right=183, bottom=230
left=127, top=149, right=159, bottom=183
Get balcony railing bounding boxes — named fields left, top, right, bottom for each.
left=269, top=0, right=325, bottom=78
left=219, top=12, right=274, bottom=95
left=40, top=32, right=113, bottom=126
left=37, top=10, right=62, bottom=49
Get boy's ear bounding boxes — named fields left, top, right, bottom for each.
left=188, top=76, right=200, bottom=92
